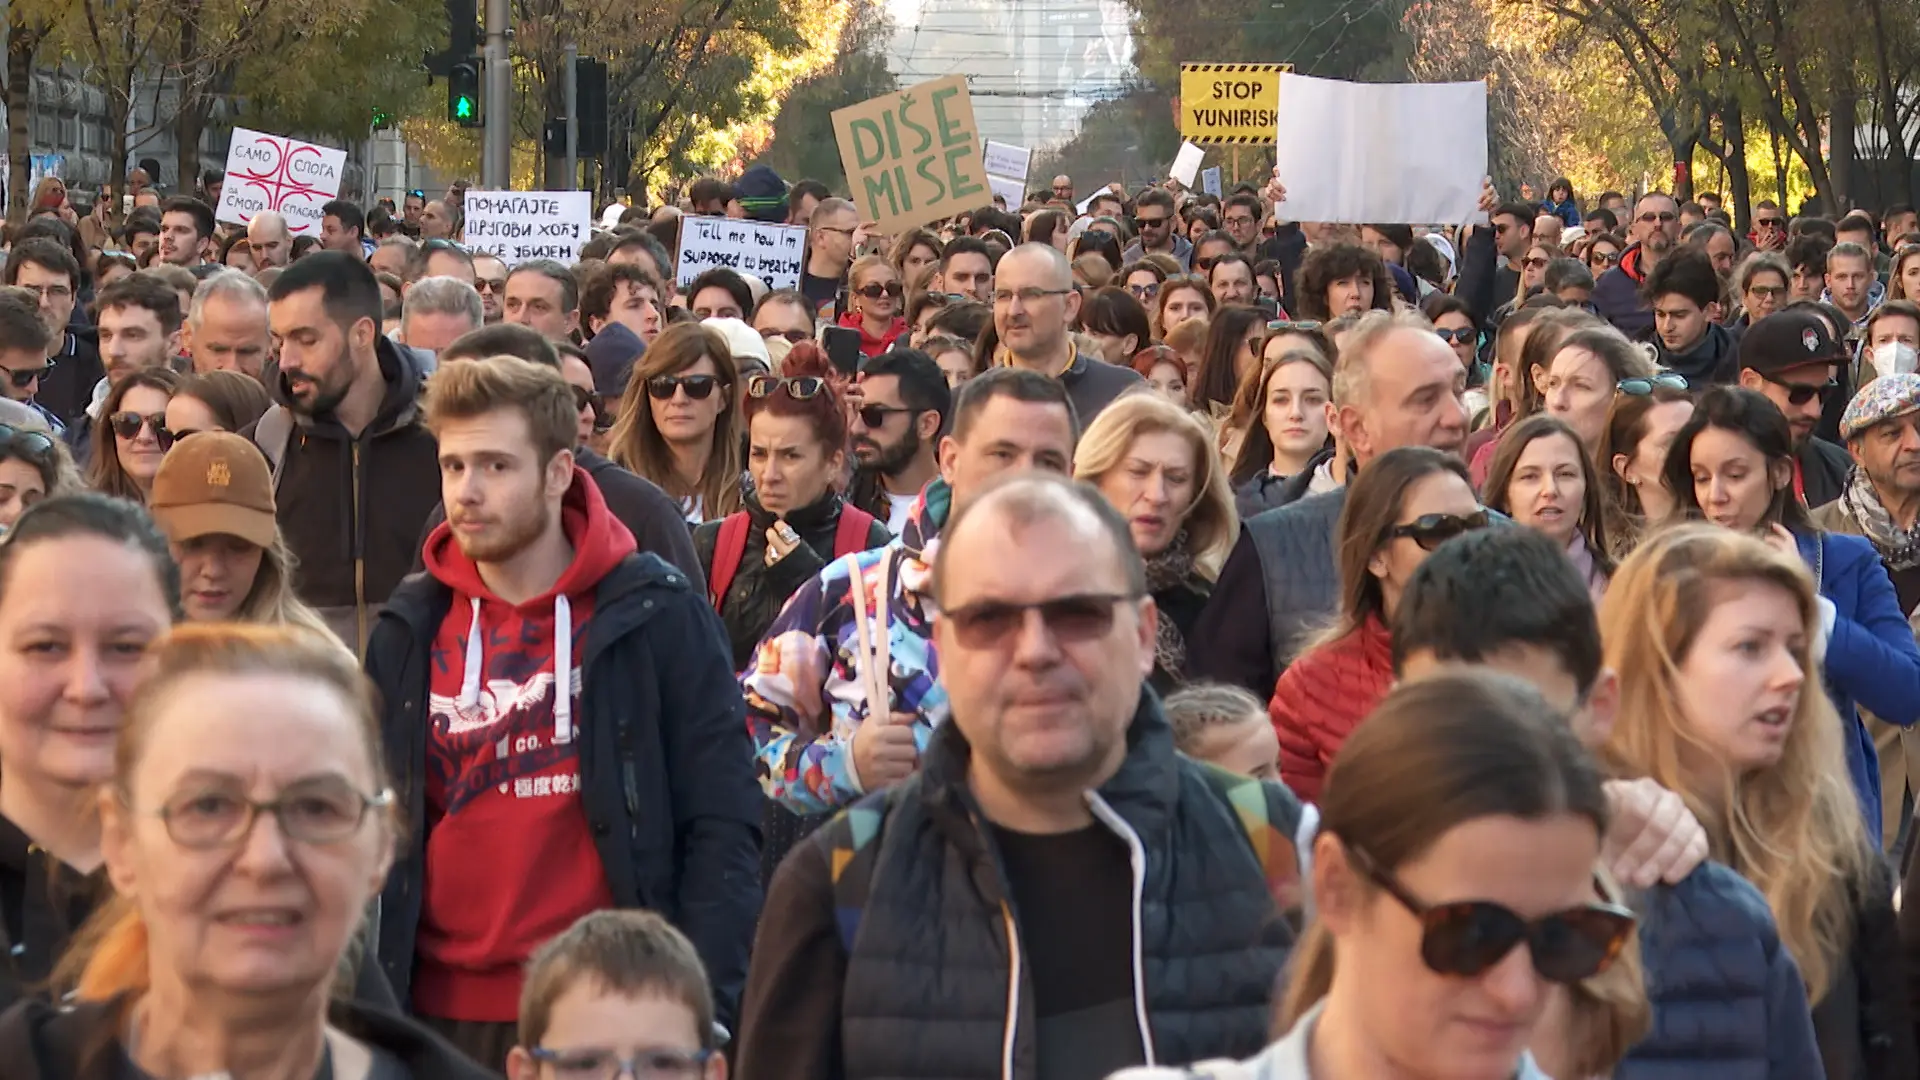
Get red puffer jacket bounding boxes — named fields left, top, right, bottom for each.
left=1269, top=616, right=1395, bottom=803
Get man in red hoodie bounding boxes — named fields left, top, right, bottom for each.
left=364, top=355, right=760, bottom=1068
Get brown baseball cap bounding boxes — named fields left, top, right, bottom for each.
left=148, top=431, right=278, bottom=549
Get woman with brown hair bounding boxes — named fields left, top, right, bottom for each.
left=1888, top=243, right=1920, bottom=303
left=890, top=228, right=943, bottom=287
left=1270, top=446, right=1485, bottom=801
left=1228, top=346, right=1335, bottom=516
left=1483, top=414, right=1618, bottom=599
left=87, top=367, right=182, bottom=505
left=1191, top=304, right=1265, bottom=416
left=0, top=623, right=489, bottom=1079
left=1467, top=307, right=1600, bottom=487
left=1113, top=672, right=1637, bottom=1080
left=1079, top=285, right=1153, bottom=364
left=1598, top=381, right=1694, bottom=547
left=1156, top=273, right=1217, bottom=339
left=165, top=369, right=272, bottom=438
left=606, top=322, right=742, bottom=524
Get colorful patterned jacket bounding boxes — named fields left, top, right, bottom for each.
left=741, top=480, right=951, bottom=813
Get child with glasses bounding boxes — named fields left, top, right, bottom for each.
left=509, top=911, right=725, bottom=1080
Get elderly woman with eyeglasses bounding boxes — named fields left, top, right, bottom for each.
left=0, top=622, right=491, bottom=1079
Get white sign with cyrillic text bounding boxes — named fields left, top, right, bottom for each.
left=463, top=190, right=593, bottom=263
left=215, top=127, right=347, bottom=236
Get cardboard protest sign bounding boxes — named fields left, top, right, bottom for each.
left=833, top=75, right=988, bottom=235
left=463, top=190, right=593, bottom=264
left=676, top=216, right=808, bottom=291
left=1271, top=74, right=1488, bottom=224
left=216, top=128, right=347, bottom=236
left=1180, top=63, right=1288, bottom=144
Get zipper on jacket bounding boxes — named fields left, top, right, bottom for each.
left=999, top=901, right=1021, bottom=1080
left=352, top=440, right=367, bottom=657
left=1086, top=791, right=1157, bottom=1068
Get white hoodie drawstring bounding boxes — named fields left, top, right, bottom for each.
left=460, top=596, right=484, bottom=709
left=554, top=593, right=573, bottom=744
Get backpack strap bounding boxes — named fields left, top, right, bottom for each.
left=255, top=404, right=296, bottom=492
left=824, top=790, right=896, bottom=952
left=833, top=505, right=878, bottom=559
left=706, top=512, right=752, bottom=611
left=1193, top=762, right=1304, bottom=914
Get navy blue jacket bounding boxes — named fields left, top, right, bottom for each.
left=1619, top=863, right=1822, bottom=1079
left=364, top=553, right=764, bottom=1028
left=1796, top=529, right=1920, bottom=847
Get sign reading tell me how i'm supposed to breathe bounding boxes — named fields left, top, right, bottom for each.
left=832, top=75, right=988, bottom=235
left=675, top=216, right=808, bottom=291
left=463, top=191, right=593, bottom=264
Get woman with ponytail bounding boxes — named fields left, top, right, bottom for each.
left=0, top=494, right=176, bottom=1012
left=0, top=623, right=490, bottom=1079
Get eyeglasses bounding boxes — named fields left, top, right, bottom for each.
left=110, top=411, right=175, bottom=448
left=855, top=282, right=904, bottom=299
left=760, top=327, right=812, bottom=343
left=1755, top=217, right=1785, bottom=230
left=646, top=374, right=720, bottom=401
left=1268, top=319, right=1323, bottom=332
left=1434, top=327, right=1477, bottom=345
left=1617, top=372, right=1690, bottom=395
left=1224, top=214, right=1256, bottom=227
left=1637, top=211, right=1678, bottom=224
left=816, top=225, right=857, bottom=238
left=858, top=403, right=916, bottom=428
left=149, top=778, right=394, bottom=849
left=571, top=383, right=600, bottom=417
left=1588, top=250, right=1621, bottom=267
left=3, top=363, right=49, bottom=389
left=990, top=287, right=1073, bottom=306
left=1763, top=374, right=1839, bottom=406
left=1385, top=509, right=1490, bottom=552
left=19, top=283, right=72, bottom=301
left=0, top=422, right=54, bottom=462
left=1747, top=285, right=1789, bottom=301
left=1521, top=256, right=1548, bottom=269
left=745, top=374, right=825, bottom=400
left=475, top=277, right=506, bottom=294
left=1193, top=256, right=1218, bottom=272
left=1343, top=841, right=1634, bottom=983
left=526, top=1047, right=715, bottom=1080
left=937, top=592, right=1140, bottom=649
left=1133, top=214, right=1170, bottom=229
left=1126, top=283, right=1161, bottom=300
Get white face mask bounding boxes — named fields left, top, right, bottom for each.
left=1874, top=341, right=1919, bottom=377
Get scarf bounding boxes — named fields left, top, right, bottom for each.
left=1145, top=534, right=1196, bottom=681
left=1840, top=464, right=1920, bottom=570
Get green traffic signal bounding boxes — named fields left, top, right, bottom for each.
left=448, top=60, right=481, bottom=126
left=454, top=96, right=474, bottom=120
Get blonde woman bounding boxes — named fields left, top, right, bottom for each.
left=1074, top=392, right=1237, bottom=691
left=146, top=431, right=338, bottom=642
left=1600, top=524, right=1913, bottom=1079
left=836, top=254, right=907, bottom=357
left=606, top=322, right=743, bottom=523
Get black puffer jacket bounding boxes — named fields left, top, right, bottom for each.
left=693, top=491, right=889, bottom=669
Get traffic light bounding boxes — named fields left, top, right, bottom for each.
left=372, top=105, right=394, bottom=130
left=449, top=61, right=482, bottom=127
left=576, top=57, right=608, bottom=157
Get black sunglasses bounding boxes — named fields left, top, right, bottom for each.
left=1434, top=327, right=1476, bottom=345
left=109, top=410, right=176, bottom=449
left=646, top=374, right=720, bottom=401
left=0, top=422, right=55, bottom=461
left=1133, top=215, right=1170, bottom=229
left=858, top=403, right=916, bottom=428
left=1762, top=373, right=1838, bottom=406
left=1344, top=842, right=1635, bottom=984
left=4, top=364, right=48, bottom=390
left=938, top=592, right=1140, bottom=649
left=746, top=374, right=825, bottom=400
left=1386, top=509, right=1490, bottom=552
left=856, top=282, right=904, bottom=299
left=1618, top=372, right=1690, bottom=395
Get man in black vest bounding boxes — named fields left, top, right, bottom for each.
left=736, top=472, right=1302, bottom=1080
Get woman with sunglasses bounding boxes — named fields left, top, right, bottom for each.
left=1664, top=387, right=1920, bottom=847
left=0, top=494, right=176, bottom=1012
left=1122, top=261, right=1168, bottom=323
left=147, top=431, right=336, bottom=638
left=1601, top=525, right=1914, bottom=1079
left=1483, top=415, right=1618, bottom=600
left=1113, top=672, right=1636, bottom=1080
left=87, top=366, right=181, bottom=505
left=1541, top=325, right=1659, bottom=454
left=1270, top=447, right=1484, bottom=802
left=1074, top=393, right=1237, bottom=692
left=1227, top=347, right=1335, bottom=517
left=694, top=346, right=891, bottom=670
left=166, top=369, right=271, bottom=441
left=1156, top=274, right=1217, bottom=340
left=607, top=322, right=742, bottom=524
left=0, top=408, right=78, bottom=531
left=0, top=624, right=491, bottom=1080
left=1585, top=232, right=1625, bottom=278
left=837, top=255, right=907, bottom=358
left=1598, top=382, right=1694, bottom=550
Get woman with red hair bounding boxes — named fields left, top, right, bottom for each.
left=693, top=342, right=891, bottom=669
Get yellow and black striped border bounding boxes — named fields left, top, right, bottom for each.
left=1188, top=135, right=1272, bottom=144
left=1180, top=63, right=1291, bottom=74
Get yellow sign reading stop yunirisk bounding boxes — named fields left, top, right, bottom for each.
left=1180, top=63, right=1289, bottom=145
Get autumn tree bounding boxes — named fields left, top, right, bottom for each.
left=5, top=0, right=75, bottom=221
left=757, top=0, right=896, bottom=191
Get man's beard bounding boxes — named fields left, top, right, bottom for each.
left=859, top=424, right=922, bottom=479
left=283, top=365, right=352, bottom=418
left=451, top=505, right=548, bottom=564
